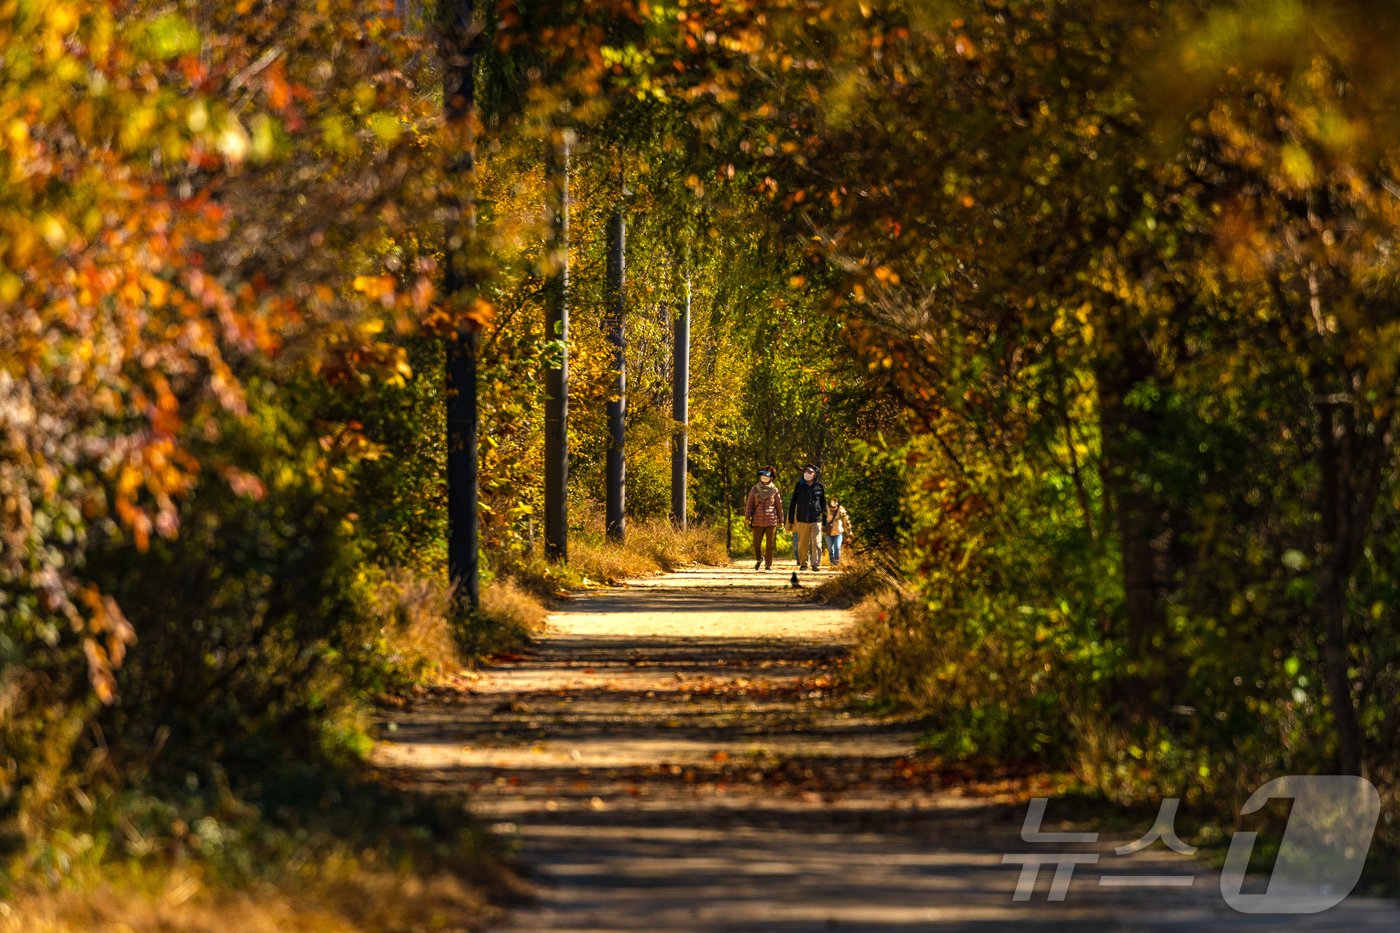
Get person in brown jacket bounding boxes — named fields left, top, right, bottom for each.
left=744, top=468, right=785, bottom=571
left=823, top=497, right=851, bottom=567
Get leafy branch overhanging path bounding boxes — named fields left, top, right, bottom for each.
left=374, top=565, right=1397, bottom=932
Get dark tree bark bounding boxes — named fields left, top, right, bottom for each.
left=1096, top=336, right=1176, bottom=718
left=671, top=259, right=691, bottom=528
left=1312, top=385, right=1393, bottom=777
left=1268, top=268, right=1395, bottom=776
left=442, top=0, right=480, bottom=608
left=722, top=448, right=732, bottom=556
left=543, top=124, right=570, bottom=562
left=604, top=201, right=626, bottom=542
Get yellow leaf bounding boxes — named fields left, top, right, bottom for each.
left=218, top=119, right=249, bottom=162
left=39, top=215, right=66, bottom=250
left=367, top=112, right=403, bottom=143
left=48, top=3, right=79, bottom=34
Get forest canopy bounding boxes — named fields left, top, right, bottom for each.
left=3, top=0, right=1399, bottom=906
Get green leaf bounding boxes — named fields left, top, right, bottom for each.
left=143, top=13, right=201, bottom=60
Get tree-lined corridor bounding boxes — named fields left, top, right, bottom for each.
left=6, top=0, right=1400, bottom=929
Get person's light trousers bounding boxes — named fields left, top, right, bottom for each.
left=795, top=522, right=822, bottom=569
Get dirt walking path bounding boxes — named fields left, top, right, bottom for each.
left=374, top=564, right=1396, bottom=931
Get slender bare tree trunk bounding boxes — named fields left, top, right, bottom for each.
left=722, top=449, right=732, bottom=556
left=543, top=124, right=570, bottom=562
left=442, top=0, right=479, bottom=608
left=671, top=258, right=690, bottom=528
left=604, top=191, right=626, bottom=542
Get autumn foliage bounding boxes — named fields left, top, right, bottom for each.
left=5, top=0, right=1400, bottom=915
left=1, top=0, right=446, bottom=830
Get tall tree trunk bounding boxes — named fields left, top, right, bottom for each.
left=671, top=259, right=690, bottom=528
left=604, top=199, right=626, bottom=542
left=1318, top=559, right=1361, bottom=777
left=442, top=0, right=479, bottom=608
left=722, top=449, right=732, bottom=556
left=1313, top=388, right=1392, bottom=776
left=543, top=124, right=570, bottom=562
left=1096, top=337, right=1174, bottom=718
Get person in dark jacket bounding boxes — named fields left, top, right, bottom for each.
left=786, top=463, right=828, bottom=571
